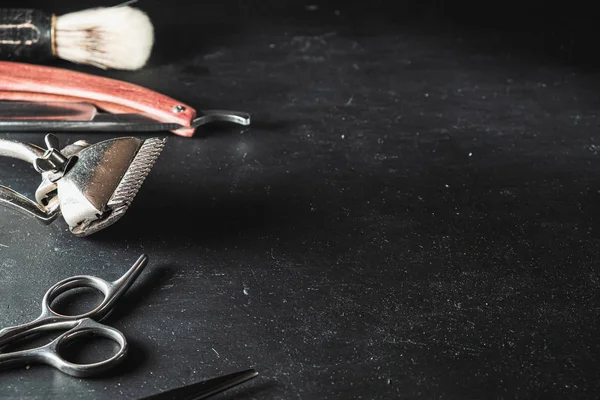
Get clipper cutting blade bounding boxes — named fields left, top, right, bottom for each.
left=68, top=137, right=166, bottom=237
left=0, top=134, right=166, bottom=237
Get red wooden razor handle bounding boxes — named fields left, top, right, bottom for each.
left=0, top=61, right=197, bottom=136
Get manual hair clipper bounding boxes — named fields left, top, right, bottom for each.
left=0, top=133, right=164, bottom=237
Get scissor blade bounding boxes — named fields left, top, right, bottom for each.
left=140, top=369, right=259, bottom=400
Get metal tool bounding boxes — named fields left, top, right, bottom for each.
left=0, top=101, right=250, bottom=133
left=141, top=369, right=259, bottom=400
left=0, top=254, right=148, bottom=378
left=0, top=133, right=165, bottom=237
left=0, top=61, right=251, bottom=137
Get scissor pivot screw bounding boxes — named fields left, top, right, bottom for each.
left=172, top=105, right=186, bottom=113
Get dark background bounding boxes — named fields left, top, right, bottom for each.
left=1, top=0, right=600, bottom=398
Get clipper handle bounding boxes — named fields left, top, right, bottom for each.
left=0, top=9, right=54, bottom=62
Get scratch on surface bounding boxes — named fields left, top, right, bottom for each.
left=397, top=339, right=429, bottom=347
left=446, top=341, right=486, bottom=354
left=212, top=348, right=220, bottom=358
left=345, top=96, right=354, bottom=106
left=0, top=243, right=7, bottom=248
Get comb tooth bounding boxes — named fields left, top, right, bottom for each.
left=107, top=137, right=166, bottom=208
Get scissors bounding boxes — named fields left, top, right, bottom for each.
left=0, top=253, right=148, bottom=377
left=141, top=368, right=260, bottom=400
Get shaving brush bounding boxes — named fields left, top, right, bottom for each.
left=0, top=6, right=154, bottom=70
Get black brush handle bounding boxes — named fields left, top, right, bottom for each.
left=0, top=9, right=53, bottom=62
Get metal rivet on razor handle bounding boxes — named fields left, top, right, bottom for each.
left=0, top=134, right=166, bottom=237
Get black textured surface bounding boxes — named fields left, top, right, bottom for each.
left=1, top=1, right=600, bottom=399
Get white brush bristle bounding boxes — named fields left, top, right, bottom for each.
left=56, top=6, right=154, bottom=70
